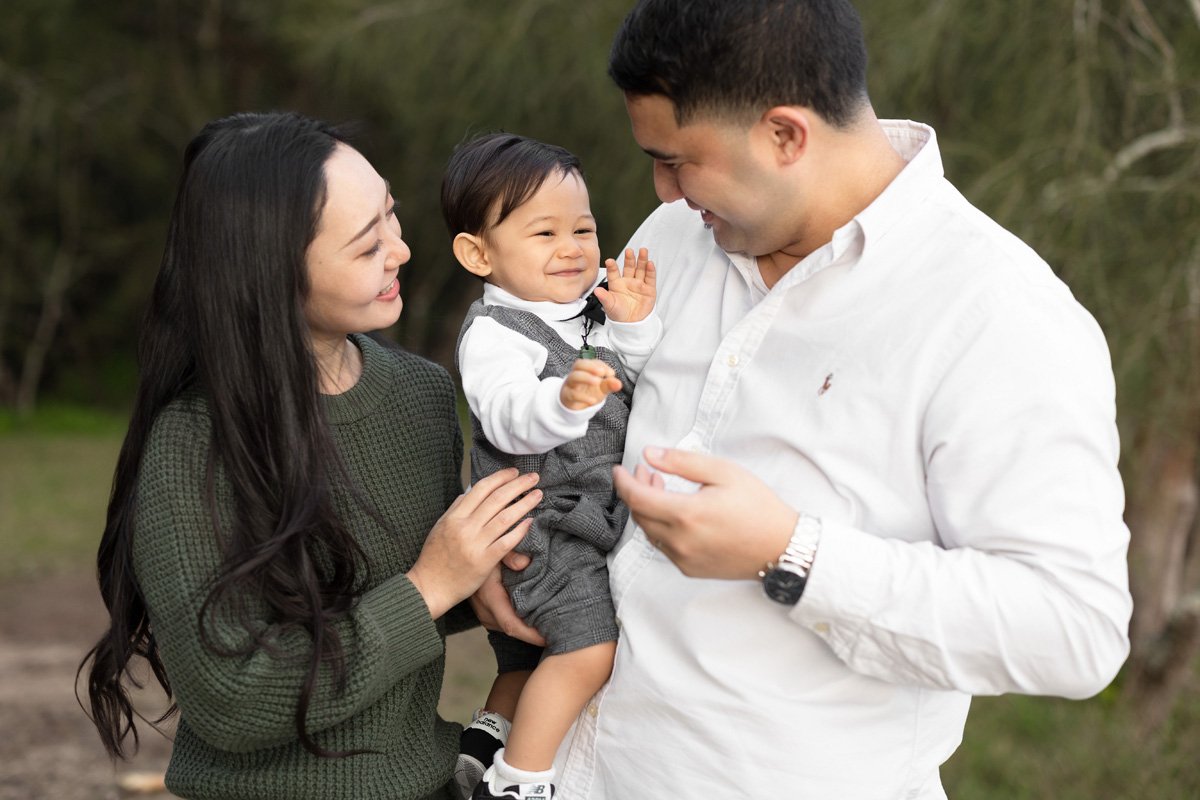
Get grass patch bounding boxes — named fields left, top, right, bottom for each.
left=0, top=403, right=129, bottom=577
left=0, top=430, right=122, bottom=578
left=0, top=403, right=129, bottom=436
left=944, top=684, right=1200, bottom=798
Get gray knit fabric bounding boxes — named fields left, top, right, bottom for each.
left=457, top=300, right=631, bottom=654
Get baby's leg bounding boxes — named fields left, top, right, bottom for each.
left=483, top=670, right=531, bottom=722
left=503, top=640, right=617, bottom=771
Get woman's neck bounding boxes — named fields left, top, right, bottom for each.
left=312, top=334, right=363, bottom=395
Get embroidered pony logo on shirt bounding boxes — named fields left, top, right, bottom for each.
left=818, top=373, right=834, bottom=396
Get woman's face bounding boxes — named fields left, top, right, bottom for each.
left=304, top=144, right=409, bottom=345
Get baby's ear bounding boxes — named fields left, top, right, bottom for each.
left=453, top=232, right=491, bottom=278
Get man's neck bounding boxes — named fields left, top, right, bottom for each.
left=757, top=118, right=907, bottom=289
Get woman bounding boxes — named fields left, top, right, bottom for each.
left=80, top=111, right=541, bottom=799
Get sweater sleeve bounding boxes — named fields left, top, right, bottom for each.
left=132, top=407, right=446, bottom=753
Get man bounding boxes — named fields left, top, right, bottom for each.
left=554, top=1, right=1132, bottom=797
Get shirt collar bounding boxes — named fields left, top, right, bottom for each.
left=481, top=278, right=598, bottom=320
left=734, top=119, right=943, bottom=294
left=853, top=120, right=943, bottom=251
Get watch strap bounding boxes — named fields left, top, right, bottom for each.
left=759, top=513, right=821, bottom=604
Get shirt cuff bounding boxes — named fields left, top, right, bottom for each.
left=606, top=312, right=663, bottom=355
left=786, top=517, right=883, bottom=643
left=357, top=572, right=445, bottom=679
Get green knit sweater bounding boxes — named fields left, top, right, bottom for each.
left=132, top=335, right=472, bottom=800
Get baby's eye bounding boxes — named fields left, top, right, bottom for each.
left=535, top=230, right=555, bottom=237
left=575, top=228, right=595, bottom=236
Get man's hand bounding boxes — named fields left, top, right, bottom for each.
left=614, top=447, right=799, bottom=579
left=560, top=358, right=622, bottom=410
left=594, top=247, right=656, bottom=323
left=469, top=560, right=546, bottom=646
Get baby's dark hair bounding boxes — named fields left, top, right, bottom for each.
left=441, top=132, right=583, bottom=238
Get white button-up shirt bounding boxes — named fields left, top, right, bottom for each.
left=556, top=121, right=1132, bottom=799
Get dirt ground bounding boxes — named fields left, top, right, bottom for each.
left=0, top=570, right=493, bottom=800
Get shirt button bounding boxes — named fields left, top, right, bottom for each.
left=587, top=703, right=599, bottom=717
left=726, top=354, right=739, bottom=367
left=814, top=622, right=831, bottom=634
left=614, top=616, right=622, bottom=629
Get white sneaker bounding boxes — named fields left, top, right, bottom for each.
left=453, top=710, right=511, bottom=799
left=470, top=764, right=554, bottom=800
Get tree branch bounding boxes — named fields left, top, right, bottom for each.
left=1128, top=0, right=1183, bottom=126
left=1103, top=125, right=1200, bottom=182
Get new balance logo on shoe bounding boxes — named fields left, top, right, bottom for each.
left=471, top=779, right=554, bottom=799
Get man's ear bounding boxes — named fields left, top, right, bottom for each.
left=453, top=232, right=492, bottom=278
left=759, top=106, right=810, bottom=165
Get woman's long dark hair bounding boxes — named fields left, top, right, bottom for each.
left=79, top=111, right=370, bottom=759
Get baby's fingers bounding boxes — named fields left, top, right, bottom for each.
left=628, top=247, right=649, bottom=281
left=570, top=358, right=613, bottom=378
left=605, top=255, right=622, bottom=282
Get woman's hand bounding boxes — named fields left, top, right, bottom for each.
left=407, top=468, right=542, bottom=619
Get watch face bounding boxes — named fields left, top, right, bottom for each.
left=763, top=569, right=806, bottom=605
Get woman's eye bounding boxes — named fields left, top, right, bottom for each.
left=363, top=240, right=382, bottom=257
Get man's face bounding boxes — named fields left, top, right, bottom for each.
left=624, top=93, right=781, bottom=257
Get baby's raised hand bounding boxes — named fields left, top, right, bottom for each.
left=594, top=247, right=656, bottom=323
left=560, top=358, right=623, bottom=411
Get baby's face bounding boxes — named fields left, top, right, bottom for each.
left=481, top=170, right=601, bottom=304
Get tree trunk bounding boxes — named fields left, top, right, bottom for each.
left=14, top=247, right=72, bottom=413
left=1122, top=432, right=1200, bottom=734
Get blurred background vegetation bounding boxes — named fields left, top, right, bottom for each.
left=2, top=0, right=1199, bottom=797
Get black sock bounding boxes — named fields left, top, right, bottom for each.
left=460, top=725, right=504, bottom=765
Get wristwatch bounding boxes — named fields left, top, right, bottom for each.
left=759, top=513, right=821, bottom=605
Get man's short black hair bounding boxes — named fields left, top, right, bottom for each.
left=609, top=0, right=869, bottom=128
